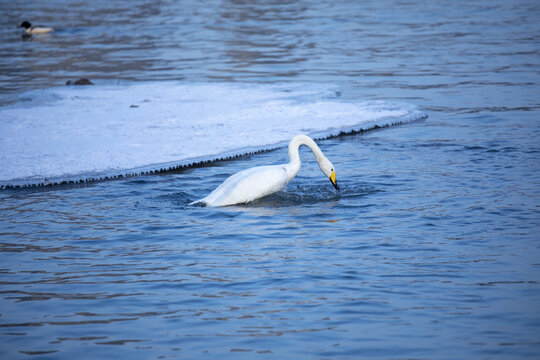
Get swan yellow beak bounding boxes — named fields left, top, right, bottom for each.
left=330, top=170, right=339, bottom=191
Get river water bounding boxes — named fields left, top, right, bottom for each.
left=1, top=0, right=539, bottom=359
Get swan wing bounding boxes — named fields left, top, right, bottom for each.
left=199, top=165, right=289, bottom=206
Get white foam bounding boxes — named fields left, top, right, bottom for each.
left=0, top=82, right=426, bottom=187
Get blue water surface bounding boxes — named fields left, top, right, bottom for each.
left=1, top=0, right=539, bottom=359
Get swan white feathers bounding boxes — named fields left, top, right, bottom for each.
left=191, top=135, right=339, bottom=207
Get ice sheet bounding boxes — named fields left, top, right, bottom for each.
left=0, top=82, right=426, bottom=187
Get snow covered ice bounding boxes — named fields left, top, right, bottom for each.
left=0, top=82, right=426, bottom=187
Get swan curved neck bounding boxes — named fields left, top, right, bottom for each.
left=288, top=135, right=324, bottom=162
left=286, top=135, right=324, bottom=178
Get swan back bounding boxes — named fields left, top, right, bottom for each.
left=196, top=165, right=290, bottom=206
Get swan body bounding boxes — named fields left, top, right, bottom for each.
left=20, top=21, right=53, bottom=34
left=191, top=135, right=338, bottom=207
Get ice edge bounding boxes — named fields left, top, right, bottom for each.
left=1, top=110, right=426, bottom=189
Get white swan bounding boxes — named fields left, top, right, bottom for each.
left=191, top=134, right=339, bottom=207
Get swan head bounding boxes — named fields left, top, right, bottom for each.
left=319, top=157, right=339, bottom=191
